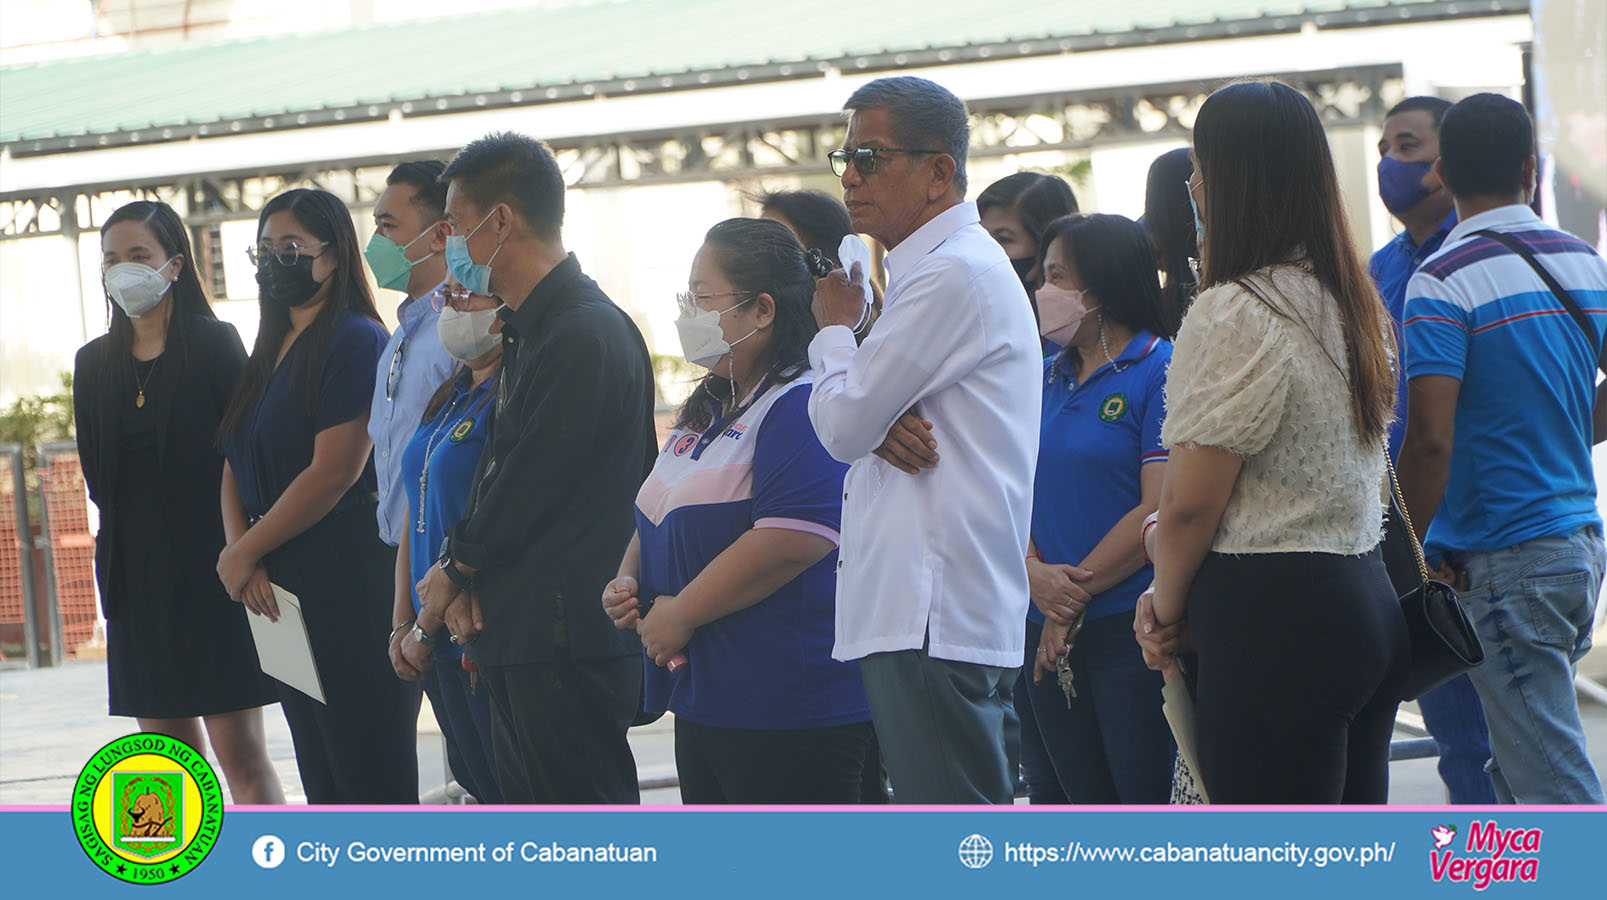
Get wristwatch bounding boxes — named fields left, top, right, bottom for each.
left=437, top=537, right=475, bottom=592
left=410, top=622, right=436, bottom=646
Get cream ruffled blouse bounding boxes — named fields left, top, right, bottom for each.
left=1161, top=265, right=1387, bottom=556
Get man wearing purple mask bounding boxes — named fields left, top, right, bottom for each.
left=1367, top=95, right=1495, bottom=806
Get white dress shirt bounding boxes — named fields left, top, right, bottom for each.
left=808, top=201, right=1042, bottom=667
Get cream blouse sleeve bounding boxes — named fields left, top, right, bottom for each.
left=1161, top=283, right=1296, bottom=457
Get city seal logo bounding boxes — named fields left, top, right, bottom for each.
left=449, top=418, right=476, bottom=443
left=1098, top=393, right=1129, bottom=423
left=72, top=734, right=223, bottom=885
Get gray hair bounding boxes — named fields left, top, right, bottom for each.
left=843, top=76, right=970, bottom=194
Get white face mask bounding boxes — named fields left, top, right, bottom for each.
left=674, top=291, right=757, bottom=371
left=104, top=258, right=176, bottom=318
left=436, top=303, right=503, bottom=362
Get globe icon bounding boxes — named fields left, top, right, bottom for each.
left=958, top=834, right=993, bottom=869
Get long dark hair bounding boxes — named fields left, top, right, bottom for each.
left=218, top=189, right=381, bottom=440
left=676, top=218, right=819, bottom=433
left=1193, top=80, right=1394, bottom=444
left=97, top=201, right=215, bottom=390
left=1039, top=214, right=1174, bottom=372
left=1143, top=148, right=1198, bottom=334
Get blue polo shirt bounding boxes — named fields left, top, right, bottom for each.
left=1404, top=205, right=1607, bottom=560
left=635, top=373, right=869, bottom=730
left=401, top=369, right=494, bottom=661
left=1369, top=211, right=1456, bottom=458
left=1032, top=332, right=1170, bottom=622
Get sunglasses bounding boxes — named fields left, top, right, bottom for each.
left=828, top=146, right=943, bottom=177
left=429, top=285, right=497, bottom=313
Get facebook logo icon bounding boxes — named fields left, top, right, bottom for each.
left=252, top=834, right=286, bottom=869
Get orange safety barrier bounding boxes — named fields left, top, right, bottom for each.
left=0, top=452, right=23, bottom=630
left=38, top=448, right=98, bottom=657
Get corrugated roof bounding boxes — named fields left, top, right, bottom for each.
left=0, top=0, right=1528, bottom=146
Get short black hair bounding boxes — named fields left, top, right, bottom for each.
left=442, top=132, right=565, bottom=237
left=976, top=172, right=1078, bottom=249
left=1438, top=93, right=1534, bottom=198
left=844, top=76, right=970, bottom=194
left=386, top=159, right=447, bottom=223
left=1384, top=95, right=1452, bottom=129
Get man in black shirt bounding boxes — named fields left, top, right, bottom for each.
left=413, top=132, right=655, bottom=803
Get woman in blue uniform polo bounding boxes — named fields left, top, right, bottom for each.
left=602, top=218, right=872, bottom=803
left=1023, top=213, right=1180, bottom=803
left=389, top=279, right=504, bottom=804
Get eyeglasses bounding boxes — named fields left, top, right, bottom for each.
left=247, top=240, right=328, bottom=268
left=676, top=290, right=755, bottom=316
left=429, top=285, right=483, bottom=313
left=385, top=339, right=405, bottom=401
left=828, top=146, right=943, bottom=177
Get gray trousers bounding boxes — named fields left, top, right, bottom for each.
left=859, top=645, right=1019, bottom=804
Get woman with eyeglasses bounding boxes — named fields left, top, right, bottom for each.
left=600, top=218, right=872, bottom=803
left=386, top=278, right=503, bottom=804
left=218, top=188, right=421, bottom=804
left=73, top=200, right=284, bottom=802
left=1136, top=81, right=1407, bottom=803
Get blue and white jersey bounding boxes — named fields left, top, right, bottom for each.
left=1404, top=204, right=1607, bottom=559
left=635, top=371, right=868, bottom=730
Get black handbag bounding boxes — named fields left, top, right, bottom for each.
left=1384, top=453, right=1484, bottom=700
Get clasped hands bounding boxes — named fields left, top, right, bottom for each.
left=601, top=576, right=693, bottom=667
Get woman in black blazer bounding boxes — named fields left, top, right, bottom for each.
left=74, top=200, right=284, bottom=803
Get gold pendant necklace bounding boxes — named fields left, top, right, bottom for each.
left=133, top=358, right=158, bottom=408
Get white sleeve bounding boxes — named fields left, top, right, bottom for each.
left=1161, top=283, right=1295, bottom=457
left=807, top=259, right=986, bottom=463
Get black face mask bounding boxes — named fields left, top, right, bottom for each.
left=1010, top=256, right=1036, bottom=285
left=257, top=254, right=324, bottom=308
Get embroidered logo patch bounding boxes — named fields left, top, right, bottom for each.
left=673, top=434, right=697, bottom=457
left=1098, top=393, right=1129, bottom=423
left=449, top=419, right=475, bottom=443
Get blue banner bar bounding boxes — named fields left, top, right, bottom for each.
left=6, top=806, right=1605, bottom=897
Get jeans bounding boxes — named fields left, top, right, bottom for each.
left=1019, top=615, right=1174, bottom=804
left=1451, top=525, right=1606, bottom=803
left=1015, top=620, right=1068, bottom=803
left=1415, top=675, right=1497, bottom=804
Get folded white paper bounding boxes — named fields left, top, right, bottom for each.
left=246, top=584, right=326, bottom=704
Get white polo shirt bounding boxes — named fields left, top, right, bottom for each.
left=808, top=201, right=1042, bottom=668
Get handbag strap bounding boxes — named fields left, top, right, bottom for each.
left=1383, top=450, right=1431, bottom=585
left=1470, top=229, right=1606, bottom=376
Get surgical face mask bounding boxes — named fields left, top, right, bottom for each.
left=674, top=292, right=757, bottom=370
left=1186, top=178, right=1206, bottom=247
left=1377, top=157, right=1436, bottom=216
left=1035, top=282, right=1099, bottom=347
left=364, top=225, right=438, bottom=292
left=444, top=208, right=502, bottom=295
left=105, top=257, right=176, bottom=318
left=437, top=302, right=503, bottom=362
left=256, top=253, right=323, bottom=308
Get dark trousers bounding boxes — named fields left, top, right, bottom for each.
left=1018, top=615, right=1174, bottom=803
left=423, top=659, right=501, bottom=804
left=480, top=655, right=641, bottom=804
left=1189, top=549, right=1409, bottom=804
left=1015, top=628, right=1068, bottom=804
left=674, top=717, right=875, bottom=804
left=267, top=506, right=419, bottom=805
left=859, top=644, right=1019, bottom=804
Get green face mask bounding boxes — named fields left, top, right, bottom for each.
left=363, top=226, right=437, bottom=292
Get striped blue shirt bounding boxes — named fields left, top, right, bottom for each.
left=1403, top=204, right=1607, bottom=559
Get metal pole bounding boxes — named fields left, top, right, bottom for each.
left=6, top=445, right=40, bottom=668
left=33, top=443, right=64, bottom=666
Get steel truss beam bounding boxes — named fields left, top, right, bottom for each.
left=1, top=65, right=1401, bottom=242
